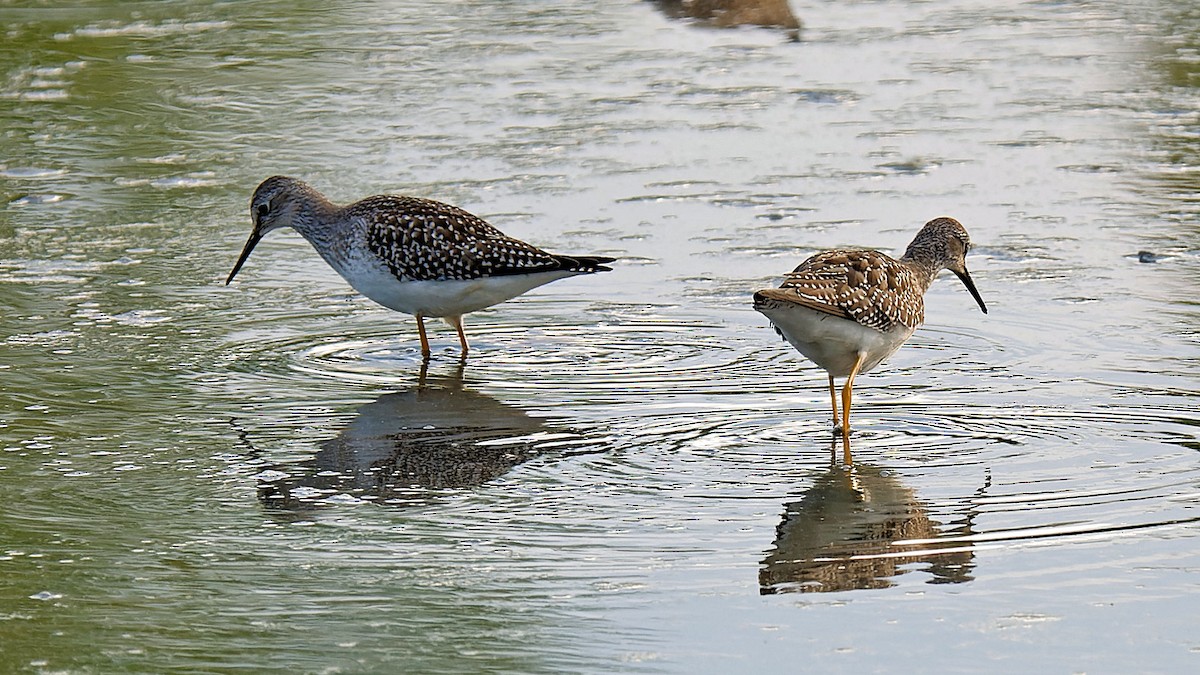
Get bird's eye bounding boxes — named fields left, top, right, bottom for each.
left=256, top=203, right=269, bottom=218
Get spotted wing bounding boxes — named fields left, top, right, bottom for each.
left=360, top=196, right=578, bottom=281
left=757, top=249, right=924, bottom=331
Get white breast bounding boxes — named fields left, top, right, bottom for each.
left=335, top=257, right=577, bottom=318
left=759, top=304, right=915, bottom=377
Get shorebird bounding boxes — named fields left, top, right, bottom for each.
left=753, top=217, right=987, bottom=438
left=226, top=176, right=615, bottom=358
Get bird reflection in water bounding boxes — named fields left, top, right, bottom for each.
left=649, top=0, right=802, bottom=34
left=257, top=361, right=580, bottom=509
left=760, top=441, right=985, bottom=594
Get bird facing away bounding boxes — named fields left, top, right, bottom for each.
left=753, top=217, right=987, bottom=438
left=226, top=176, right=615, bottom=358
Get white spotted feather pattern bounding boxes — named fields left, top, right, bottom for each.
left=226, top=176, right=616, bottom=356
left=758, top=249, right=927, bottom=332
left=750, top=217, right=987, bottom=434
left=358, top=196, right=588, bottom=281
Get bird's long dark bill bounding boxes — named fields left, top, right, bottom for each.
left=954, top=268, right=988, bottom=314
left=225, top=229, right=263, bottom=285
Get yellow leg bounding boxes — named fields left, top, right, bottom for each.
left=828, top=373, right=841, bottom=431
left=415, top=312, right=431, bottom=359
left=447, top=315, right=469, bottom=355
left=840, top=352, right=867, bottom=442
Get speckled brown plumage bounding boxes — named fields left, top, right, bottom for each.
left=751, top=216, right=988, bottom=442
left=754, top=217, right=983, bottom=334
left=757, top=249, right=927, bottom=332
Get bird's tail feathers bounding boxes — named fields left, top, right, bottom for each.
left=556, top=255, right=616, bottom=273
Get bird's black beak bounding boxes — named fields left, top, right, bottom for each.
left=225, top=226, right=263, bottom=285
left=953, top=268, right=988, bottom=314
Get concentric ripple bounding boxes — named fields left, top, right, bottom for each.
left=196, top=292, right=1200, bottom=597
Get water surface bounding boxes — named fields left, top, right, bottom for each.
left=2, top=0, right=1199, bottom=671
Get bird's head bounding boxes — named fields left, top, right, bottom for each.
left=908, top=217, right=988, bottom=315
left=226, top=176, right=311, bottom=285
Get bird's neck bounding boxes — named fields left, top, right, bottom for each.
left=898, top=249, right=942, bottom=292
left=289, top=195, right=344, bottom=250
left=283, top=195, right=361, bottom=276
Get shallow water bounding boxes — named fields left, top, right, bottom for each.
left=2, top=0, right=1199, bottom=671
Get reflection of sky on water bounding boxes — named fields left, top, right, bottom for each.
left=1, top=0, right=1199, bottom=672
